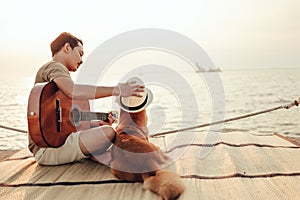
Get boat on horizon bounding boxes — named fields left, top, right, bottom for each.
left=195, top=62, right=221, bottom=73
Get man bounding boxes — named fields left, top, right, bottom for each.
left=29, top=32, right=144, bottom=165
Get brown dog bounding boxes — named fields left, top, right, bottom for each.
left=110, top=109, right=185, bottom=200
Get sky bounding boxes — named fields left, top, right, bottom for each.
left=0, top=0, right=299, bottom=79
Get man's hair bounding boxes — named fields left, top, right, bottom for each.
left=50, top=32, right=83, bottom=57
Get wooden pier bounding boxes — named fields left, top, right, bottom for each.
left=0, top=132, right=299, bottom=199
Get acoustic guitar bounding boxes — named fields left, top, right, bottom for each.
left=27, top=82, right=117, bottom=148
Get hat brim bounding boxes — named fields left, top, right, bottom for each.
left=118, top=88, right=153, bottom=113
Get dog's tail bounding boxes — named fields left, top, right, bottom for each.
left=142, top=170, right=185, bottom=200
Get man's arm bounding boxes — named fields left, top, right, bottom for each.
left=53, top=76, right=143, bottom=100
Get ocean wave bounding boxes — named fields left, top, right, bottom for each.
left=219, top=128, right=249, bottom=133
left=0, top=103, right=22, bottom=107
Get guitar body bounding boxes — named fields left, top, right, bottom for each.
left=27, top=82, right=91, bottom=148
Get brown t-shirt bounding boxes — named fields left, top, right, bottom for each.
left=28, top=61, right=71, bottom=154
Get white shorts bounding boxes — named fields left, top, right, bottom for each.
left=34, top=131, right=89, bottom=165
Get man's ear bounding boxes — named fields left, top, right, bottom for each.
left=63, top=43, right=72, bottom=53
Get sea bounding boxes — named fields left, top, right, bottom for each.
left=1, top=68, right=300, bottom=150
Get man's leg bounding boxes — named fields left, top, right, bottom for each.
left=79, top=125, right=115, bottom=155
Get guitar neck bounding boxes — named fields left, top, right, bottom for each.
left=80, top=112, right=109, bottom=121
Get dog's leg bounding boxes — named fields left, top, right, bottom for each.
left=142, top=170, right=185, bottom=200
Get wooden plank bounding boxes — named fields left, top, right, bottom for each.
left=0, top=150, right=18, bottom=161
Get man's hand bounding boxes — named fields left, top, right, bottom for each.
left=116, top=81, right=145, bottom=97
left=91, top=112, right=116, bottom=127
left=99, top=112, right=116, bottom=126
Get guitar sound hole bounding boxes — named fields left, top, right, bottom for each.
left=71, top=108, right=81, bottom=125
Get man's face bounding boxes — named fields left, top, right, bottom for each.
left=67, top=42, right=84, bottom=72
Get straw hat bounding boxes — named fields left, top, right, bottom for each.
left=117, top=77, right=153, bottom=113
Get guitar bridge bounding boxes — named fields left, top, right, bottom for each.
left=56, top=99, right=62, bottom=132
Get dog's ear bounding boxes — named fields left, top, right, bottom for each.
left=118, top=109, right=131, bottom=123
left=129, top=110, right=147, bottom=126
left=118, top=109, right=148, bottom=126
